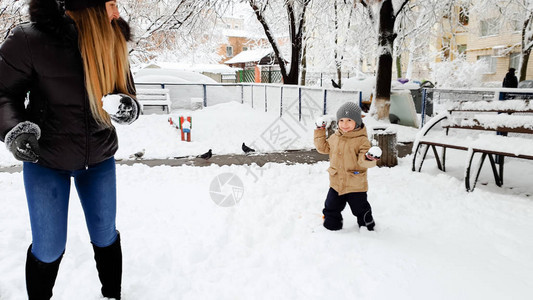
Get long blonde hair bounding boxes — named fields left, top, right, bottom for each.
left=68, top=6, right=133, bottom=126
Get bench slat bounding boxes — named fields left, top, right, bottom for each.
left=444, top=125, right=533, bottom=134
left=414, top=99, right=533, bottom=191
left=136, top=88, right=171, bottom=113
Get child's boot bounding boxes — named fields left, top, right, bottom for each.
left=323, top=215, right=343, bottom=231
left=358, top=210, right=375, bottom=231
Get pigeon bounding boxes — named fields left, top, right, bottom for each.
left=242, top=143, right=255, bottom=153
left=331, top=79, right=341, bottom=89
left=197, top=149, right=212, bottom=160
left=129, top=149, right=145, bottom=160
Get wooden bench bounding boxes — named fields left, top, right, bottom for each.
left=412, top=99, right=533, bottom=191
left=136, top=88, right=171, bottom=113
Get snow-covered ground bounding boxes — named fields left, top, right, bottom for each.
left=0, top=101, right=418, bottom=167
left=1, top=101, right=533, bottom=299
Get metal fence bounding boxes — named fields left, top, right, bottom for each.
left=135, top=82, right=362, bottom=119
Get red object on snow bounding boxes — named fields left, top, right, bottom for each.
left=179, top=116, right=192, bottom=142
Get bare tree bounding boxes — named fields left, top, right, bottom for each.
left=0, top=0, right=27, bottom=42
left=121, top=0, right=229, bottom=64
left=519, top=9, right=533, bottom=81
left=359, top=0, right=410, bottom=120
left=247, top=0, right=311, bottom=85
left=332, top=0, right=355, bottom=87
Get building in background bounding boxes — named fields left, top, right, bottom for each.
left=431, top=2, right=531, bottom=84
left=217, top=15, right=268, bottom=64
left=465, top=4, right=528, bottom=83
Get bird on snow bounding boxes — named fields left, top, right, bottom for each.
left=242, top=142, right=255, bottom=153
left=129, top=149, right=145, bottom=160
left=197, top=149, right=212, bottom=160
left=331, top=79, right=341, bottom=89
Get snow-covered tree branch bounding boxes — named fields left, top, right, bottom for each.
left=0, top=0, right=26, bottom=42
left=121, top=0, right=229, bottom=65
left=247, top=0, right=311, bottom=84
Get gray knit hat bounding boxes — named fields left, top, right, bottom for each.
left=336, top=102, right=362, bottom=128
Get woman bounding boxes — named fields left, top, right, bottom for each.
left=0, top=0, right=138, bottom=299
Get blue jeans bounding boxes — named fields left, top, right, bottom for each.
left=23, top=157, right=118, bottom=263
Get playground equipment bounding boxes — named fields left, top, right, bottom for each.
left=168, top=116, right=192, bottom=142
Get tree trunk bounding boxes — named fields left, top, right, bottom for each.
left=519, top=50, right=530, bottom=82
left=374, top=0, right=397, bottom=120
left=300, top=42, right=307, bottom=86
left=249, top=1, right=290, bottom=84
left=520, top=12, right=533, bottom=82
left=334, top=0, right=342, bottom=87
left=284, top=1, right=309, bottom=85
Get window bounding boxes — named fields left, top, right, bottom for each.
left=477, top=55, right=497, bottom=73
left=459, top=7, right=469, bottom=26
left=480, top=18, right=499, bottom=36
left=226, top=46, right=233, bottom=57
left=511, top=20, right=522, bottom=32
left=226, top=24, right=231, bottom=29
left=235, top=25, right=239, bottom=29
left=242, top=47, right=248, bottom=52
left=441, top=38, right=450, bottom=59
left=458, top=44, right=467, bottom=56
left=509, top=52, right=520, bottom=70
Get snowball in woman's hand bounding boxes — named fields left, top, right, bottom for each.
left=101, top=94, right=122, bottom=114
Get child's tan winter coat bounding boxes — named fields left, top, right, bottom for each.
left=314, top=126, right=377, bottom=195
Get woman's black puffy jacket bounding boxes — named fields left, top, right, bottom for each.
left=0, top=3, right=135, bottom=171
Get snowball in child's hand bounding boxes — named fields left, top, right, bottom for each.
left=101, top=94, right=123, bottom=115
left=315, top=116, right=326, bottom=128
left=367, top=146, right=382, bottom=159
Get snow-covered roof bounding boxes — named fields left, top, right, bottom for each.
left=146, top=62, right=238, bottom=74
left=134, top=69, right=218, bottom=84
left=223, top=29, right=264, bottom=39
left=224, top=48, right=274, bottom=64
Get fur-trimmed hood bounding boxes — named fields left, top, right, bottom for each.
left=29, top=0, right=69, bottom=38
left=28, top=0, right=132, bottom=41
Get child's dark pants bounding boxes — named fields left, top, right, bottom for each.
left=323, top=187, right=375, bottom=231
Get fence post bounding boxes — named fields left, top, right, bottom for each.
left=241, top=84, right=244, bottom=104
left=280, top=86, right=283, bottom=117
left=420, top=88, right=427, bottom=128
left=203, top=84, right=207, bottom=107
left=320, top=73, right=323, bottom=87
left=323, top=89, right=327, bottom=115
left=359, top=91, right=363, bottom=108
left=251, top=85, right=254, bottom=109
left=161, top=84, right=165, bottom=89
left=265, top=85, right=267, bottom=112
left=299, top=87, right=302, bottom=121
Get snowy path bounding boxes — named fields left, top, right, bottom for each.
left=0, top=150, right=330, bottom=174
left=1, top=157, right=532, bottom=299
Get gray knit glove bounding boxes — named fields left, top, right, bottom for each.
left=5, top=121, right=41, bottom=162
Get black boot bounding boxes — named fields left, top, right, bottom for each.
left=93, top=234, right=122, bottom=300
left=358, top=210, right=375, bottom=231
left=26, top=245, right=63, bottom=300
